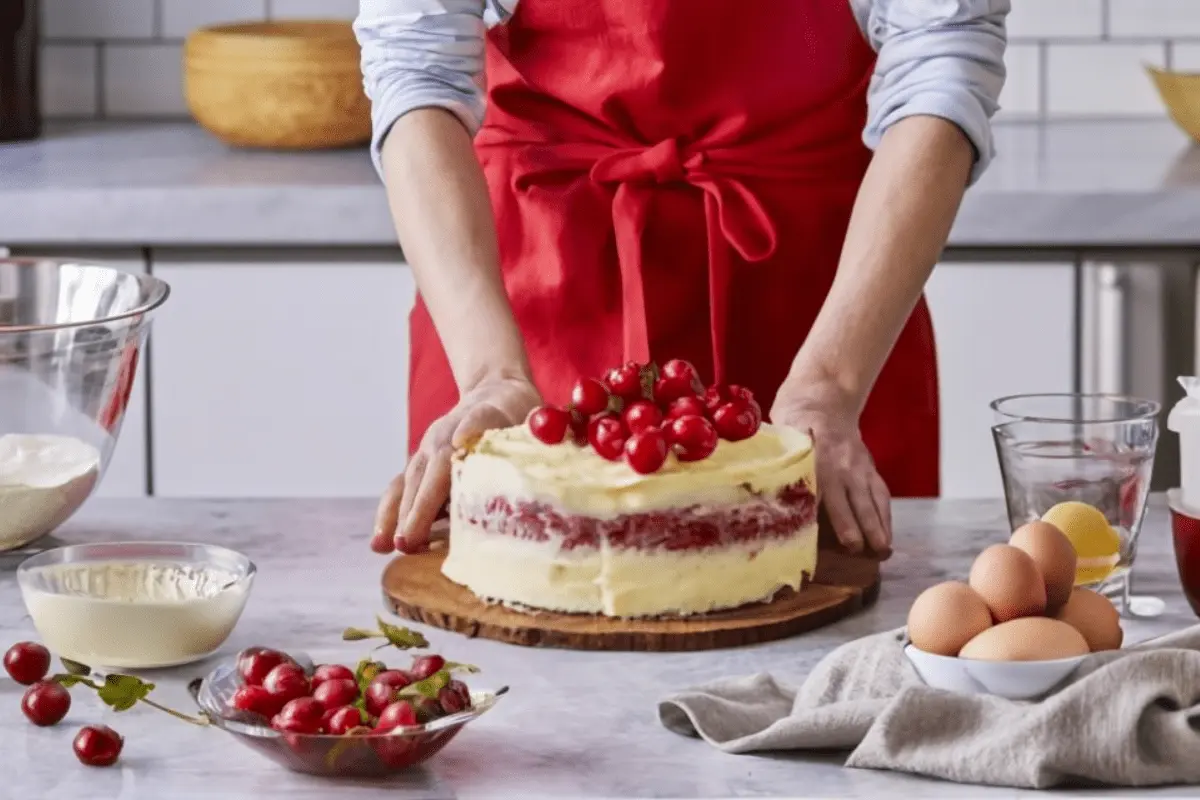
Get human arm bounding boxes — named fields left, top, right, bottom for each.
left=772, top=0, right=1008, bottom=554
left=356, top=0, right=538, bottom=551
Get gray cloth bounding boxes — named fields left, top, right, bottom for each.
left=659, top=626, right=1200, bottom=789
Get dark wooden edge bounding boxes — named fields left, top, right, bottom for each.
left=382, top=559, right=881, bottom=652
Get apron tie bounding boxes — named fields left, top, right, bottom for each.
left=589, top=138, right=778, bottom=383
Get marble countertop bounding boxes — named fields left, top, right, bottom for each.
left=1, top=495, right=1197, bottom=799
left=0, top=119, right=1198, bottom=249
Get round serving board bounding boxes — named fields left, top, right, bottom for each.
left=381, top=543, right=881, bottom=652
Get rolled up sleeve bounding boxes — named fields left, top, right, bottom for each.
left=354, top=0, right=488, bottom=178
left=857, top=0, right=1009, bottom=184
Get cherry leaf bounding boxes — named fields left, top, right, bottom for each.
left=59, top=657, right=91, bottom=676
left=376, top=617, right=429, bottom=650
left=341, top=627, right=376, bottom=642
left=97, top=674, right=155, bottom=712
left=444, top=661, right=480, bottom=674
left=51, top=673, right=95, bottom=689
left=399, top=669, right=451, bottom=700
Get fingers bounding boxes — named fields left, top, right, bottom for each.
left=371, top=473, right=405, bottom=553
left=403, top=449, right=453, bottom=548
left=450, top=403, right=512, bottom=449
left=849, top=479, right=889, bottom=558
left=822, top=483, right=864, bottom=554
left=869, top=474, right=894, bottom=560
left=392, top=451, right=428, bottom=551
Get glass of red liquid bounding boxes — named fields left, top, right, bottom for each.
left=1168, top=489, right=1200, bottom=617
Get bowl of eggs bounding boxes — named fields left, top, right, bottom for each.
left=905, top=505, right=1123, bottom=701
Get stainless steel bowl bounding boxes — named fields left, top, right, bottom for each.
left=0, top=259, right=169, bottom=550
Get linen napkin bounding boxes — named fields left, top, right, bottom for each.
left=659, top=626, right=1200, bottom=789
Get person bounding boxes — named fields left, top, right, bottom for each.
left=357, top=0, right=1009, bottom=558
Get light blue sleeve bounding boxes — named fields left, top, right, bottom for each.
left=852, top=0, right=1010, bottom=184
left=354, top=0, right=490, bottom=178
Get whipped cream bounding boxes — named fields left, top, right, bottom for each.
left=23, top=561, right=249, bottom=669
left=455, top=423, right=815, bottom=515
left=0, top=434, right=101, bottom=550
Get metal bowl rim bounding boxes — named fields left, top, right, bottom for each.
left=0, top=257, right=171, bottom=335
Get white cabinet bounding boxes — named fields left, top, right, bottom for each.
left=149, top=250, right=413, bottom=498
left=9, top=248, right=150, bottom=498
left=925, top=262, right=1076, bottom=499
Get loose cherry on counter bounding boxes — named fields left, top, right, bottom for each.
left=21, top=680, right=71, bottom=727
left=312, top=678, right=359, bottom=710
left=262, top=663, right=310, bottom=705
left=528, top=406, right=571, bottom=445
left=570, top=378, right=610, bottom=416
left=667, top=415, right=719, bottom=461
left=3, top=642, right=51, bottom=685
left=236, top=648, right=292, bottom=687
left=73, top=725, right=124, bottom=767
left=310, top=663, right=355, bottom=689
left=624, top=428, right=669, bottom=474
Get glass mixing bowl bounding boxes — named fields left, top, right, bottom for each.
left=0, top=258, right=169, bottom=551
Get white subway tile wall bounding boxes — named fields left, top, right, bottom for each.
left=35, top=0, right=1200, bottom=120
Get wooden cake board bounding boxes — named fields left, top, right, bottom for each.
left=381, top=536, right=881, bottom=652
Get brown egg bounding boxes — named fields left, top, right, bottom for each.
left=968, top=544, right=1047, bottom=622
left=959, top=617, right=1090, bottom=661
left=1009, top=521, right=1077, bottom=615
left=906, top=581, right=993, bottom=656
left=1055, top=587, right=1123, bottom=652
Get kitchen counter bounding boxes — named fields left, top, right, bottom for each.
left=0, top=119, right=1198, bottom=248
left=1, top=496, right=1196, bottom=799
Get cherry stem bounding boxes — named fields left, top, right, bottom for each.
left=138, top=696, right=211, bottom=727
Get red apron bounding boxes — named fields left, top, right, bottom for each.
left=407, top=0, right=940, bottom=498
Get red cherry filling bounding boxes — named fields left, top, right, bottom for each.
left=527, top=405, right=571, bottom=444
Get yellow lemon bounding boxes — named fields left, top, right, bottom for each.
left=1041, top=501, right=1121, bottom=585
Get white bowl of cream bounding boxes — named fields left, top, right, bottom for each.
left=17, top=541, right=255, bottom=670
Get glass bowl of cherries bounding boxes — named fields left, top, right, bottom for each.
left=191, top=618, right=506, bottom=777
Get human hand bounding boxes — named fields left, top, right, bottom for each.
left=370, top=373, right=541, bottom=555
left=770, top=381, right=892, bottom=559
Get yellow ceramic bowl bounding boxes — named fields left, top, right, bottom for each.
left=184, top=20, right=371, bottom=150
left=1147, top=64, right=1200, bottom=143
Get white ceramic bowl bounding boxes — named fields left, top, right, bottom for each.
left=17, top=541, right=255, bottom=670
left=904, top=645, right=1087, bottom=700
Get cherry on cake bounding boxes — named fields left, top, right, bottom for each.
left=442, top=360, right=819, bottom=618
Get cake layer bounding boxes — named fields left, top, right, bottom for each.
left=454, top=478, right=816, bottom=551
left=453, top=422, right=814, bottom=516
left=441, top=517, right=818, bottom=617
